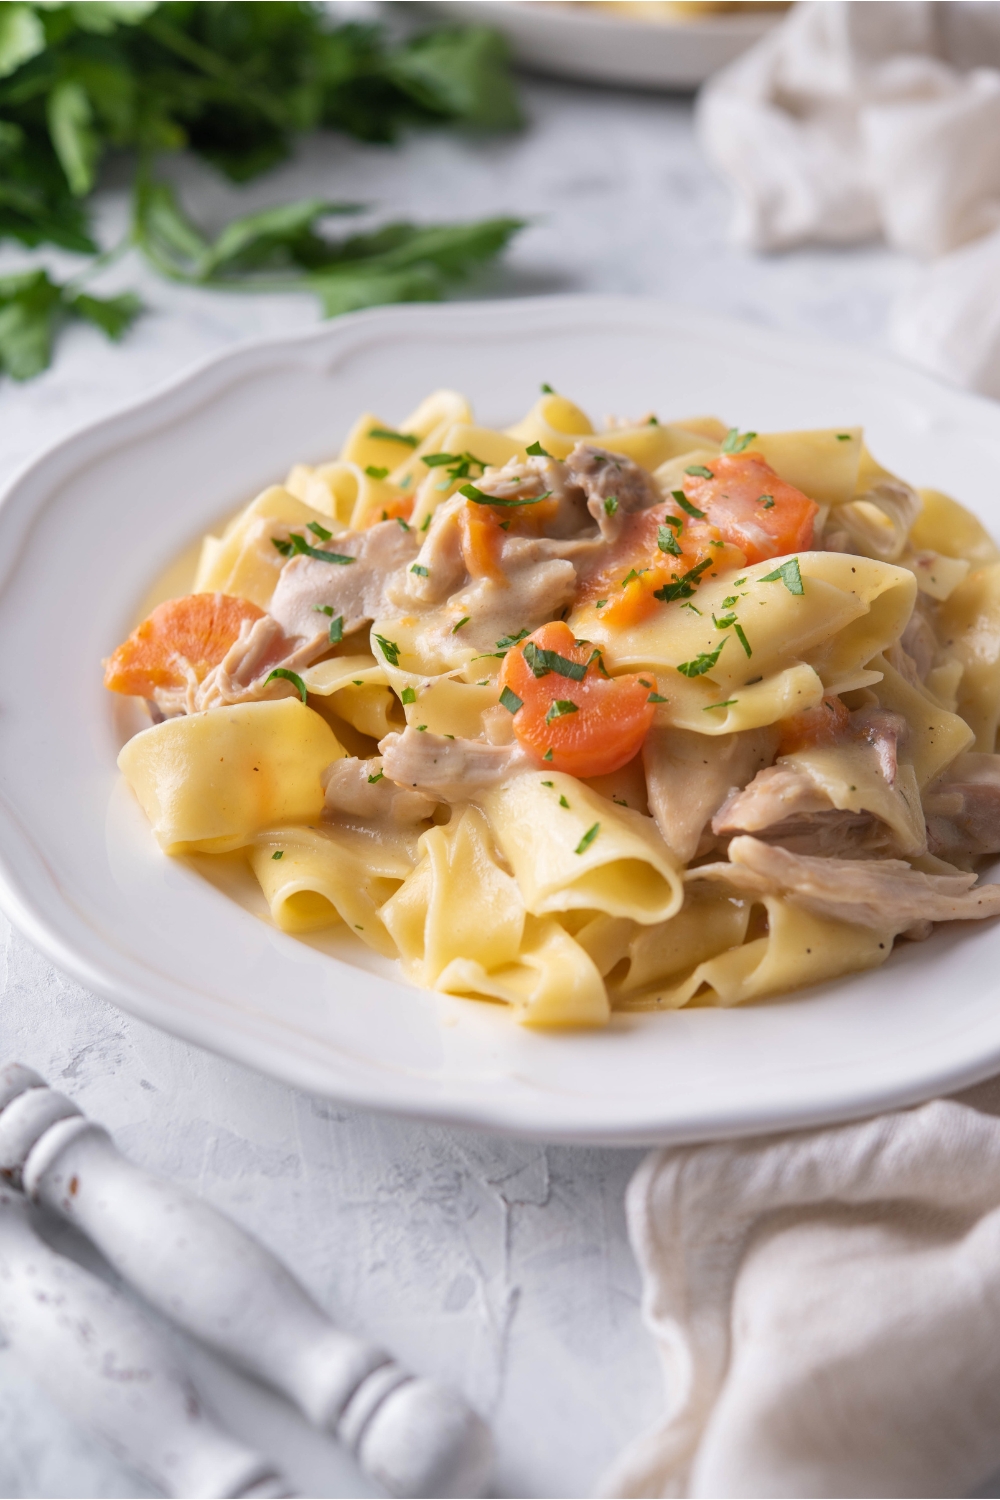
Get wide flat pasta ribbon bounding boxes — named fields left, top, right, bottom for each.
left=194, top=485, right=340, bottom=610
left=118, top=699, right=343, bottom=854
left=482, top=773, right=684, bottom=924
left=250, top=825, right=409, bottom=955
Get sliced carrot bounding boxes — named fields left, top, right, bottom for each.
left=500, top=621, right=657, bottom=777
left=104, top=593, right=265, bottom=697
left=574, top=502, right=744, bottom=627
left=681, top=452, right=819, bottom=564
left=777, top=695, right=850, bottom=756
left=458, top=504, right=507, bottom=582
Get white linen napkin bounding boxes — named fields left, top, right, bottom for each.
left=600, top=1082, right=1000, bottom=1499
left=697, top=1, right=1000, bottom=398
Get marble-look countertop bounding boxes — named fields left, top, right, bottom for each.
left=0, top=64, right=913, bottom=1500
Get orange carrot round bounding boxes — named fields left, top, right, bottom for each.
left=104, top=593, right=265, bottom=698
left=500, top=621, right=657, bottom=778
left=681, top=452, right=818, bottom=564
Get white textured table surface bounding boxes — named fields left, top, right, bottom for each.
left=0, top=70, right=910, bottom=1500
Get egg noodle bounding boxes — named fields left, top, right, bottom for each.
left=105, top=387, right=1000, bottom=1026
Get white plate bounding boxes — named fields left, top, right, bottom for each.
left=432, top=1, right=780, bottom=89
left=3, top=296, right=1000, bottom=1144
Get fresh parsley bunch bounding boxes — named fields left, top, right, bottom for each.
left=0, top=1, right=525, bottom=379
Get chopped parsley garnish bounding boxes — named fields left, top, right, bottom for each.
left=422, top=451, right=487, bottom=482
left=265, top=668, right=307, bottom=703
left=523, top=642, right=588, bottom=681
left=734, top=624, right=752, bottom=657
left=760, top=556, right=804, bottom=595
left=721, top=595, right=739, bottom=608
left=328, top=614, right=344, bottom=644
left=365, top=465, right=389, bottom=480
left=596, top=599, right=608, bottom=609
left=307, top=521, right=333, bottom=541
left=280, top=532, right=355, bottom=564
left=526, top=440, right=552, bottom=458
left=422, top=451, right=460, bottom=467
left=648, top=415, right=660, bottom=425
left=648, top=691, right=668, bottom=703
left=588, top=648, right=610, bottom=677
left=420, top=513, right=432, bottom=531
left=704, top=699, right=737, bottom=712
left=541, top=382, right=554, bottom=393
left=653, top=556, right=713, bottom=602
left=559, top=794, right=570, bottom=808
left=836, top=433, right=852, bottom=441
left=452, top=616, right=470, bottom=633
left=314, top=603, right=334, bottom=614
left=545, top=698, right=578, bottom=722
left=368, top=770, right=384, bottom=783
left=721, top=428, right=757, bottom=454
left=681, top=601, right=702, bottom=615
left=733, top=577, right=747, bottom=586
left=684, top=465, right=714, bottom=481
left=367, top=427, right=417, bottom=447
left=460, top=482, right=551, bottom=508
left=638, top=678, right=651, bottom=688
left=397, top=516, right=410, bottom=530
left=541, top=780, right=554, bottom=787
left=758, top=494, right=775, bottom=509
left=713, top=612, right=737, bottom=630
left=604, top=495, right=619, bottom=516
left=658, top=524, right=682, bottom=557
left=499, top=686, right=523, bottom=714
left=543, top=748, right=554, bottom=761
left=416, top=724, right=427, bottom=731
left=410, top=563, right=429, bottom=576
left=374, top=635, right=401, bottom=666
left=672, top=489, right=706, bottom=519
left=496, top=628, right=530, bottom=651
left=272, top=850, right=284, bottom=860
left=400, top=475, right=413, bottom=488
left=575, top=823, right=600, bottom=855
left=401, top=686, right=416, bottom=704
left=676, top=638, right=727, bottom=678
left=621, top=568, right=641, bottom=587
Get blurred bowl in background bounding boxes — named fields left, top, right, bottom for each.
left=428, top=1, right=784, bottom=90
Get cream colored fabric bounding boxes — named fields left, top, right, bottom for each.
left=602, top=1087, right=1000, bottom=1498
left=698, top=0, right=1000, bottom=397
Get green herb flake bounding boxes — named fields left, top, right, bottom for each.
left=495, top=628, right=530, bottom=651
left=397, top=516, right=410, bottom=530
left=287, top=533, right=355, bottom=564
left=374, top=634, right=401, bottom=666
left=543, top=748, right=554, bottom=761
left=366, top=465, right=389, bottom=480
left=681, top=601, right=702, bottom=615
left=604, top=495, right=618, bottom=516
left=368, top=427, right=418, bottom=447
left=401, top=686, right=416, bottom=704
left=734, top=623, right=752, bottom=658
left=713, top=612, right=737, bottom=630
left=541, top=382, right=554, bottom=393
left=272, top=537, right=293, bottom=557
left=416, top=724, right=427, bottom=731
left=638, top=678, right=651, bottom=688
left=733, top=577, right=747, bottom=586
left=307, top=520, right=333, bottom=541
left=575, top=823, right=600, bottom=856
left=596, top=599, right=608, bottom=609
left=368, top=770, right=384, bottom=783
left=460, top=482, right=550, bottom=508
left=265, top=668, right=308, bottom=703
left=410, top=563, right=429, bottom=576
left=328, top=614, right=344, bottom=644
left=524, top=641, right=587, bottom=681
left=721, top=595, right=739, bottom=608
left=721, top=428, right=757, bottom=454
left=499, top=686, right=523, bottom=714
left=541, top=780, right=554, bottom=787
left=658, top=524, right=682, bottom=557
left=526, top=440, right=551, bottom=458
left=760, top=556, right=804, bottom=595
left=704, top=699, right=738, bottom=712
left=452, top=616, right=470, bottom=633
left=672, top=489, right=707, bottom=520
left=684, top=466, right=714, bottom=481
left=676, top=638, right=727, bottom=678
left=836, top=433, right=853, bottom=442
left=545, top=698, right=578, bottom=722
left=559, top=794, right=570, bottom=808
left=758, top=494, right=775, bottom=509
left=420, top=513, right=432, bottom=531
left=648, top=692, right=668, bottom=703
left=272, top=850, right=284, bottom=860
left=653, top=556, right=713, bottom=603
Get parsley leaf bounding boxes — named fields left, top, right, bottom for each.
left=544, top=698, right=578, bottom=722
left=499, top=686, right=523, bottom=714
left=760, top=557, right=804, bottom=595
left=721, top=428, right=757, bottom=454
left=460, top=481, right=551, bottom=507
left=658, top=523, right=682, bottom=557
left=575, top=822, right=600, bottom=855
left=653, top=556, right=713, bottom=603
left=526, top=439, right=551, bottom=457
left=374, top=634, right=401, bottom=666
left=266, top=667, right=307, bottom=702
left=523, top=642, right=587, bottom=681
left=672, top=489, right=706, bottom=520
left=676, top=638, right=728, bottom=678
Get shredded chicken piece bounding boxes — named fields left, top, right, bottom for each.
left=379, top=727, right=531, bottom=798
left=713, top=763, right=834, bottom=836
left=926, top=753, right=1000, bottom=863
left=847, top=706, right=907, bottom=785
left=322, top=757, right=435, bottom=825
left=565, top=443, right=661, bottom=540
left=692, top=835, right=1000, bottom=931
left=153, top=614, right=327, bottom=715
left=643, top=725, right=778, bottom=863
left=268, top=519, right=418, bottom=638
